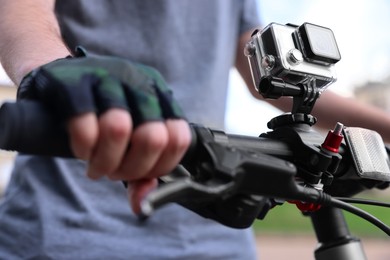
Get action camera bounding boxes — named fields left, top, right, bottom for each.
left=245, top=22, right=341, bottom=94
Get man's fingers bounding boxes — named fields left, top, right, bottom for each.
left=127, top=178, right=158, bottom=214
left=112, top=122, right=168, bottom=181
left=87, top=109, right=132, bottom=179
left=68, top=113, right=98, bottom=160
left=148, top=119, right=191, bottom=178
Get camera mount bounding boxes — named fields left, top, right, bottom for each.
left=258, top=76, right=320, bottom=129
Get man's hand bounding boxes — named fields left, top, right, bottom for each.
left=17, top=48, right=191, bottom=214
left=69, top=113, right=190, bottom=213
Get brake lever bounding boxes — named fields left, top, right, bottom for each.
left=140, top=171, right=236, bottom=217
left=139, top=137, right=323, bottom=229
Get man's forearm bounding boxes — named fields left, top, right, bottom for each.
left=0, top=0, right=70, bottom=85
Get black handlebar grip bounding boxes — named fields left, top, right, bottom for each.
left=0, top=101, right=199, bottom=160
left=0, top=101, right=284, bottom=162
left=0, top=101, right=74, bottom=157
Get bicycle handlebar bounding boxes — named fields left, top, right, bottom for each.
left=0, top=100, right=388, bottom=231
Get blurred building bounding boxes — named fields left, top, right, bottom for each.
left=354, top=79, right=390, bottom=112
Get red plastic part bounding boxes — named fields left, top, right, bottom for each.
left=288, top=200, right=322, bottom=212
left=321, top=130, right=343, bottom=153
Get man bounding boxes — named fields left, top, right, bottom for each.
left=0, top=1, right=261, bottom=259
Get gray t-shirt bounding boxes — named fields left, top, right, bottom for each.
left=0, top=1, right=261, bottom=259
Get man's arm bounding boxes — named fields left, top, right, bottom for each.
left=235, top=30, right=390, bottom=142
left=311, top=92, right=390, bottom=142
left=0, top=0, right=71, bottom=85
left=0, top=0, right=191, bottom=213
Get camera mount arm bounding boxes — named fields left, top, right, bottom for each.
left=258, top=76, right=321, bottom=115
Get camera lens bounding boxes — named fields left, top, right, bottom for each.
left=298, top=23, right=341, bottom=64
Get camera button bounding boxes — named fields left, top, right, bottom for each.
left=287, top=49, right=303, bottom=65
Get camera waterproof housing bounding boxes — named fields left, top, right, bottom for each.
left=245, top=22, right=341, bottom=97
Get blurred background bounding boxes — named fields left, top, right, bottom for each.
left=1, top=0, right=390, bottom=258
